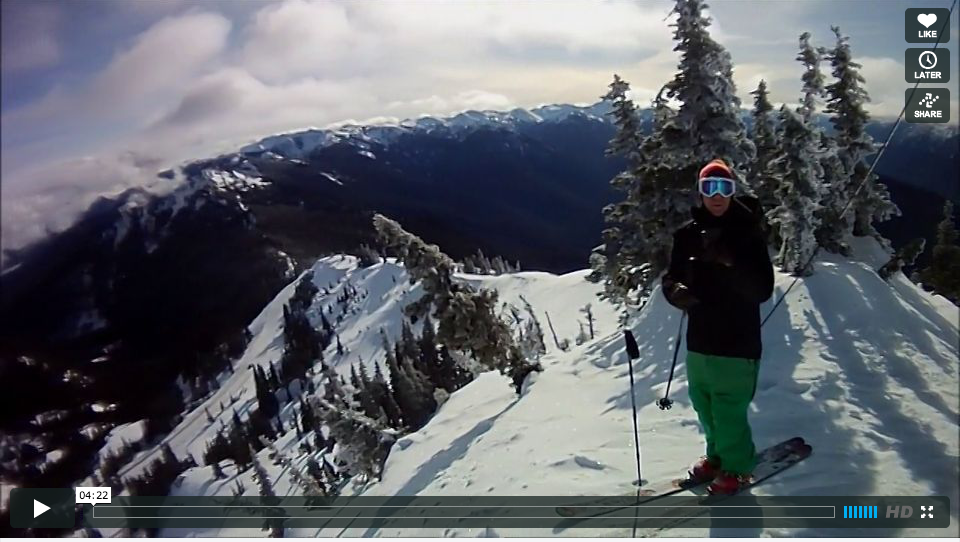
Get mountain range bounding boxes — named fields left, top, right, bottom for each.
left=0, top=101, right=956, bottom=498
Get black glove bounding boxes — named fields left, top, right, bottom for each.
left=667, top=281, right=700, bottom=311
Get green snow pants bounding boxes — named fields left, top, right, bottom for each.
left=686, top=350, right=760, bottom=475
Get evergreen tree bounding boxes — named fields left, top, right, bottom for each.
left=299, top=397, right=317, bottom=432
left=797, top=32, right=824, bottom=123
left=416, top=314, right=443, bottom=389
left=517, top=297, right=546, bottom=364
left=768, top=106, right=823, bottom=276
left=349, top=364, right=362, bottom=391
left=823, top=25, right=899, bottom=248
left=399, top=321, right=420, bottom=366
left=879, top=238, right=926, bottom=281
left=918, top=202, right=960, bottom=301
left=228, top=417, right=252, bottom=471
left=309, top=396, right=395, bottom=482
left=320, top=313, right=333, bottom=335
left=371, top=361, right=403, bottom=427
left=249, top=445, right=285, bottom=537
left=664, top=0, right=755, bottom=173
left=352, top=363, right=385, bottom=422
left=587, top=74, right=647, bottom=303
left=439, top=345, right=472, bottom=391
left=602, top=74, right=644, bottom=164
left=356, top=244, right=381, bottom=268
left=374, top=214, right=539, bottom=392
left=748, top=79, right=779, bottom=221
left=383, top=332, right=422, bottom=428
left=255, top=366, right=280, bottom=420
left=247, top=408, right=277, bottom=444
left=794, top=31, right=851, bottom=256
left=592, top=0, right=754, bottom=308
left=269, top=362, right=282, bottom=391
left=815, top=130, right=852, bottom=255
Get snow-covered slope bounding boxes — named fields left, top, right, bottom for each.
left=115, top=241, right=956, bottom=538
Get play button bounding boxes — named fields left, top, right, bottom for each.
left=9, top=488, right=74, bottom=529
left=33, top=499, right=51, bottom=518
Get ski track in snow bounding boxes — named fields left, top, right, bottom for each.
left=102, top=241, right=956, bottom=538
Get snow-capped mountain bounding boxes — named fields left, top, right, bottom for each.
left=236, top=102, right=612, bottom=161
left=103, top=236, right=958, bottom=538
left=1, top=100, right=956, bottom=520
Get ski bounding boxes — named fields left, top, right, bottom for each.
left=646, top=440, right=814, bottom=533
left=555, top=437, right=807, bottom=518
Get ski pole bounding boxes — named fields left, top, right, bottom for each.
left=623, top=330, right=643, bottom=487
left=657, top=312, right=686, bottom=410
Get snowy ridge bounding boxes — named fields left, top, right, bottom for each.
left=104, top=242, right=957, bottom=537
left=108, top=159, right=267, bottom=250
left=237, top=102, right=612, bottom=161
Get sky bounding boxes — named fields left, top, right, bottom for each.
left=1, top=0, right=958, bottom=256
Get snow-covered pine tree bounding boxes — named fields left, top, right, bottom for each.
left=280, top=452, right=328, bottom=497
left=351, top=364, right=385, bottom=422
left=373, top=214, right=539, bottom=392
left=308, top=395, right=395, bottom=482
left=815, top=129, right=851, bottom=255
left=513, top=296, right=546, bottom=363
left=917, top=201, right=960, bottom=302
left=381, top=330, right=435, bottom=430
left=823, top=25, right=899, bottom=250
left=249, top=445, right=285, bottom=537
left=399, top=350, right=437, bottom=426
left=254, top=366, right=280, bottom=421
left=602, top=74, right=644, bottom=164
left=356, top=244, right=381, bottom=268
left=748, top=80, right=780, bottom=245
left=228, top=416, right=252, bottom=471
left=593, top=0, right=755, bottom=308
left=588, top=74, right=644, bottom=304
left=797, top=32, right=824, bottom=123
left=664, top=0, right=755, bottom=175
left=792, top=32, right=850, bottom=256
left=371, top=361, right=403, bottom=428
left=879, top=238, right=926, bottom=281
left=767, top=105, right=823, bottom=276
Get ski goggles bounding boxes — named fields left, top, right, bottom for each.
left=698, top=176, right=736, bottom=198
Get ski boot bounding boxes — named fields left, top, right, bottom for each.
left=687, top=456, right=721, bottom=484
left=707, top=471, right=753, bottom=495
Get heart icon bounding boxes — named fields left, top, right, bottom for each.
left=918, top=13, right=937, bottom=28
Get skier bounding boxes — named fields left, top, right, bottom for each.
left=661, top=158, right=774, bottom=495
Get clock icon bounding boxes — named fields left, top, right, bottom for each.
left=919, top=51, right=938, bottom=70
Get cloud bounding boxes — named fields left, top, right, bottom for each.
left=1, top=10, right=232, bottom=177
left=3, top=11, right=230, bottom=129
left=4, top=0, right=956, bottom=256
left=239, top=0, right=374, bottom=82
left=0, top=153, right=178, bottom=261
left=1, top=2, right=62, bottom=72
left=386, top=90, right=514, bottom=116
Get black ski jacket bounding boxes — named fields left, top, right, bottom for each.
left=662, top=196, right=774, bottom=360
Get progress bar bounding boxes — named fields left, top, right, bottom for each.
left=92, top=504, right=836, bottom=520
left=81, top=495, right=951, bottom=529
